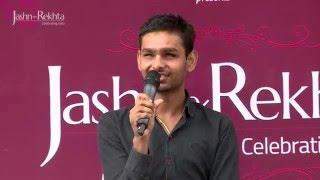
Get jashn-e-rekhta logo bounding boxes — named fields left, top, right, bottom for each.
left=12, top=10, right=65, bottom=26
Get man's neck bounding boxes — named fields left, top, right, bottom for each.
left=154, top=86, right=186, bottom=134
left=155, top=86, right=186, bottom=118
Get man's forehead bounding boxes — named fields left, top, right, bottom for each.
left=140, top=31, right=185, bottom=53
left=141, top=31, right=183, bottom=44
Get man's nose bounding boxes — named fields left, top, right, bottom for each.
left=152, top=55, right=165, bottom=70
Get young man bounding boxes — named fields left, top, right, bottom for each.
left=98, top=14, right=239, bottom=180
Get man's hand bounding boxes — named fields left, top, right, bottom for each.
left=129, top=93, right=163, bottom=154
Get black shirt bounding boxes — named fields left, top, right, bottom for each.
left=98, top=96, right=239, bottom=180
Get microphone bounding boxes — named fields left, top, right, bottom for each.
left=137, top=70, right=160, bottom=136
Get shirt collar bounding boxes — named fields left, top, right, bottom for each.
left=184, top=90, right=195, bottom=118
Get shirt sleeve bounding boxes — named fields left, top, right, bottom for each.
left=97, top=112, right=152, bottom=180
left=209, top=117, right=239, bottom=180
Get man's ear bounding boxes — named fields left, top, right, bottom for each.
left=137, top=50, right=142, bottom=71
left=186, top=50, right=198, bottom=72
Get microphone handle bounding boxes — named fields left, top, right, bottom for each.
left=136, top=84, right=157, bottom=136
left=137, top=118, right=148, bottom=136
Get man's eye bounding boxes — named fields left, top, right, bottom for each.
left=143, top=54, right=153, bottom=57
left=166, top=53, right=177, bottom=58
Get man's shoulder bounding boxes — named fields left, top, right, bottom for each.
left=99, top=106, right=132, bottom=126
left=188, top=100, right=233, bottom=128
left=189, top=100, right=236, bottom=140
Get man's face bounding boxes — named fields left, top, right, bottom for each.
left=137, top=31, right=196, bottom=92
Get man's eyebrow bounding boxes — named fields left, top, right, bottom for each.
left=161, top=48, right=178, bottom=53
left=141, top=48, right=156, bottom=53
left=141, top=48, right=179, bottom=53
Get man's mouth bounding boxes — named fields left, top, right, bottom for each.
left=159, top=74, right=169, bottom=82
left=160, top=77, right=166, bottom=82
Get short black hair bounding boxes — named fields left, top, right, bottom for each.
left=138, top=14, right=195, bottom=56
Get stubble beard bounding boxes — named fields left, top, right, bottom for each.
left=157, top=78, right=184, bottom=95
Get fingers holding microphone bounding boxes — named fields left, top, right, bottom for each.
left=129, top=70, right=161, bottom=154
left=129, top=93, right=163, bottom=136
left=129, top=93, right=163, bottom=154
left=129, top=93, right=154, bottom=136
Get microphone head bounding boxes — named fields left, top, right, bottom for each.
left=144, top=70, right=160, bottom=88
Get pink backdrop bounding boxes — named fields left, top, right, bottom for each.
left=1, top=0, right=320, bottom=179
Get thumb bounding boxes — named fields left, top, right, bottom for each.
left=154, top=98, right=164, bottom=110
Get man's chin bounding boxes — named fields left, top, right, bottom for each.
left=157, top=84, right=170, bottom=92
left=158, top=84, right=181, bottom=93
